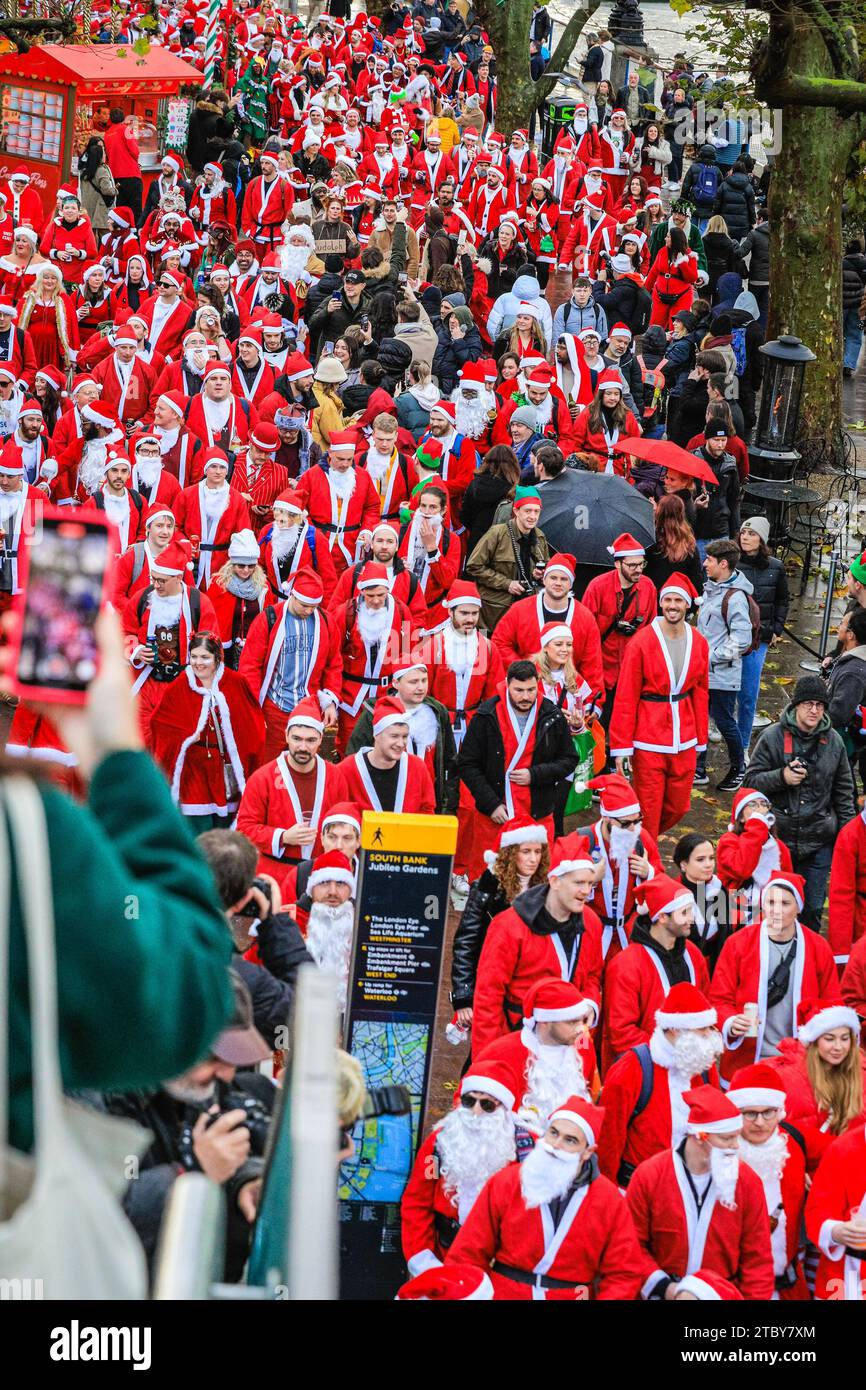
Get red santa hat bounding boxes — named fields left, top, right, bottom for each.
left=547, top=832, right=594, bottom=879
left=392, top=658, right=428, bottom=682
left=428, top=399, right=456, bottom=425
left=608, top=322, right=632, bottom=342
left=510, top=128, right=528, bottom=143
left=548, top=1096, right=604, bottom=1148
left=728, top=787, right=770, bottom=829
left=160, top=268, right=186, bottom=292
left=760, top=870, right=805, bottom=913
left=328, top=431, right=357, bottom=455
left=10, top=166, right=30, bottom=183
left=458, top=361, right=487, bottom=387
left=162, top=150, right=185, bottom=177
left=238, top=330, right=263, bottom=351
left=371, top=520, right=400, bottom=541
left=362, top=182, right=384, bottom=202
left=0, top=299, right=17, bottom=320
left=203, top=360, right=231, bottom=381
left=460, top=1060, right=517, bottom=1112
left=203, top=161, right=223, bottom=178
left=726, top=1063, right=787, bottom=1112
left=577, top=327, right=601, bottom=343
left=644, top=187, right=663, bottom=209
left=595, top=368, right=623, bottom=396
left=284, top=352, right=315, bottom=381
left=634, top=872, right=694, bottom=922
left=35, top=365, right=65, bottom=393
left=655, top=982, right=717, bottom=1032
left=539, top=621, right=573, bottom=649
left=584, top=190, right=607, bottom=210
left=286, top=697, right=325, bottom=733
left=675, top=1270, right=743, bottom=1301
left=307, top=850, right=354, bottom=892
left=585, top=773, right=641, bottom=820
left=357, top=561, right=390, bottom=590
left=543, top=553, right=576, bottom=582
left=150, top=539, right=188, bottom=577
left=606, top=531, right=645, bottom=559
left=526, top=368, right=552, bottom=393
left=796, top=998, right=860, bottom=1047
left=479, top=358, right=498, bottom=384
left=522, top=976, right=592, bottom=1026
left=491, top=815, right=549, bottom=860
left=659, top=572, right=699, bottom=605
left=261, top=251, right=287, bottom=276
left=201, top=447, right=229, bottom=473
left=684, top=1085, right=742, bottom=1136
left=289, top=567, right=324, bottom=607
left=321, top=802, right=363, bottom=836
left=70, top=373, right=99, bottom=397
left=396, top=1265, right=494, bottom=1301
left=81, top=402, right=119, bottom=431
left=144, top=503, right=175, bottom=530
left=157, top=389, right=188, bottom=419
left=250, top=422, right=279, bottom=453
left=372, top=694, right=410, bottom=736
left=556, top=136, right=577, bottom=155
left=113, top=325, right=138, bottom=346
left=444, top=580, right=482, bottom=609
left=273, top=490, right=305, bottom=515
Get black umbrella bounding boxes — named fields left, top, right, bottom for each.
left=538, top=469, right=655, bottom=567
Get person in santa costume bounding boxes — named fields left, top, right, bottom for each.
left=805, top=1112, right=866, bottom=1300
left=334, top=692, right=436, bottom=816
left=420, top=402, right=480, bottom=523
left=239, top=566, right=341, bottom=763
left=236, top=696, right=346, bottom=894
left=0, top=299, right=37, bottom=391
left=710, top=871, right=838, bottom=1084
left=765, top=997, right=866, bottom=1171
left=152, top=328, right=209, bottom=401
left=51, top=399, right=128, bottom=505
left=396, top=1264, right=495, bottom=1301
left=174, top=449, right=252, bottom=589
left=582, top=533, right=657, bottom=759
left=645, top=226, right=699, bottom=330
left=448, top=361, right=498, bottom=450
left=1, top=168, right=44, bottom=229
left=128, top=433, right=183, bottom=511
left=471, top=831, right=603, bottom=1060
left=230, top=421, right=292, bottom=526
left=189, top=162, right=238, bottom=243
left=601, top=872, right=711, bottom=1075
left=185, top=362, right=258, bottom=460
left=408, top=128, right=457, bottom=225
left=727, top=1062, right=810, bottom=1299
left=841, top=934, right=866, bottom=1020
left=717, top=788, right=795, bottom=928
left=599, top=982, right=723, bottom=1188
left=395, top=481, right=459, bottom=631
left=0, top=398, right=52, bottom=491
left=464, top=161, right=517, bottom=242
left=259, top=488, right=338, bottom=600
left=401, top=1065, right=525, bottom=1278
left=504, top=129, right=540, bottom=208
left=492, top=553, right=603, bottom=702
left=425, top=579, right=504, bottom=748
left=147, top=390, right=202, bottom=490
left=278, top=802, right=363, bottom=925
left=239, top=251, right=290, bottom=319
left=474, top=976, right=596, bottom=1137
left=302, top=848, right=359, bottom=1013
left=448, top=1095, right=643, bottom=1300
left=110, top=502, right=185, bottom=609
left=494, top=367, right=579, bottom=455
left=578, top=772, right=663, bottom=961
left=204, top=528, right=270, bottom=669
left=627, top=1084, right=775, bottom=1300
left=140, top=268, right=194, bottom=363
left=294, top=431, right=381, bottom=577
left=149, top=632, right=265, bottom=832
left=332, top=560, right=417, bottom=752
left=231, top=331, right=276, bottom=411
left=0, top=447, right=41, bottom=608
left=607, top=572, right=709, bottom=841
left=88, top=451, right=146, bottom=555
left=457, top=659, right=577, bottom=885
left=38, top=191, right=98, bottom=288
left=240, top=150, right=295, bottom=249
left=90, top=324, right=157, bottom=430
left=570, top=371, right=641, bottom=474
left=541, top=135, right=585, bottom=215
left=354, top=411, right=413, bottom=524
left=827, top=806, right=866, bottom=973
left=558, top=190, right=619, bottom=280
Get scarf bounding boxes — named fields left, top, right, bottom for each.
left=227, top=574, right=263, bottom=600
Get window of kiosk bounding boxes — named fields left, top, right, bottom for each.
left=0, top=83, right=64, bottom=165
left=72, top=101, right=159, bottom=171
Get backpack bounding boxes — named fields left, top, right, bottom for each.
left=628, top=1042, right=710, bottom=1121
left=631, top=285, right=652, bottom=336
left=730, top=326, right=747, bottom=378
left=563, top=299, right=602, bottom=335
left=721, top=586, right=762, bottom=656
left=694, top=163, right=719, bottom=204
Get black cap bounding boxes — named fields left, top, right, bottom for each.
left=791, top=675, right=828, bottom=708
left=344, top=269, right=365, bottom=286
left=706, top=424, right=729, bottom=439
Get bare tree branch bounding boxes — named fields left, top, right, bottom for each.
left=799, top=0, right=858, bottom=78
left=533, top=0, right=602, bottom=109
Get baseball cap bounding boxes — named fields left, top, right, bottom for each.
left=344, top=269, right=365, bottom=286
left=211, top=972, right=271, bottom=1066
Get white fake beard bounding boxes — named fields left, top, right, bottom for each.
left=453, top=394, right=490, bottom=441
left=357, top=598, right=392, bottom=647
left=709, top=1145, right=740, bottom=1211
left=135, top=457, right=162, bottom=489
left=520, top=1140, right=583, bottom=1209
left=584, top=174, right=603, bottom=196
left=436, top=1105, right=517, bottom=1224
left=155, top=425, right=179, bottom=453
left=532, top=394, right=553, bottom=429
left=444, top=625, right=478, bottom=676
left=365, top=444, right=392, bottom=484
left=203, top=481, right=229, bottom=516
left=79, top=441, right=107, bottom=495
left=184, top=349, right=208, bottom=375
left=739, top=1130, right=788, bottom=1185
left=0, top=489, right=23, bottom=524
left=149, top=591, right=183, bottom=625
left=669, top=1028, right=723, bottom=1078
left=271, top=524, right=300, bottom=561
left=329, top=466, right=355, bottom=502
left=280, top=245, right=310, bottom=281
left=523, top=1043, right=589, bottom=1133
left=306, top=901, right=355, bottom=1012
left=609, top=823, right=639, bottom=863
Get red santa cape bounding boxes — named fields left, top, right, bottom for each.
left=295, top=463, right=381, bottom=574
left=425, top=625, right=503, bottom=750
left=334, top=748, right=435, bottom=817
left=149, top=665, right=265, bottom=816
left=238, top=600, right=342, bottom=709
left=236, top=752, right=344, bottom=892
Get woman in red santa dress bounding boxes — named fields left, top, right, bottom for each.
left=0, top=226, right=44, bottom=303
left=17, top=264, right=80, bottom=371
left=72, top=264, right=113, bottom=344
left=204, top=529, right=271, bottom=670
left=764, top=998, right=866, bottom=1172
left=570, top=371, right=641, bottom=475
left=174, top=448, right=252, bottom=589
left=627, top=1084, right=775, bottom=1300
left=521, top=177, right=560, bottom=290
left=709, top=872, right=839, bottom=1086
left=109, top=254, right=153, bottom=323
left=471, top=833, right=604, bottom=1060
left=149, top=632, right=265, bottom=833
left=716, top=787, right=794, bottom=927
left=727, top=1062, right=810, bottom=1300
left=805, top=1112, right=866, bottom=1300
left=645, top=227, right=699, bottom=330
left=447, top=1096, right=644, bottom=1301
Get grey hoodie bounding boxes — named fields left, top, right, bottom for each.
left=697, top=569, right=754, bottom=691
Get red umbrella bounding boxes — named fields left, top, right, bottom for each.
left=613, top=436, right=718, bottom=486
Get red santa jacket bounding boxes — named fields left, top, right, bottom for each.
left=408, top=149, right=457, bottom=209
left=559, top=209, right=618, bottom=278
left=1, top=181, right=43, bottom=230
left=464, top=181, right=517, bottom=240
left=294, top=463, right=381, bottom=574
left=419, top=431, right=478, bottom=520
left=231, top=358, right=276, bottom=410
left=91, top=354, right=157, bottom=427
left=645, top=248, right=699, bottom=303
left=841, top=932, right=866, bottom=1025
left=39, top=216, right=98, bottom=287
left=766, top=1037, right=866, bottom=1172
left=355, top=446, right=414, bottom=523
left=241, top=175, right=295, bottom=241
left=581, top=818, right=664, bottom=959
left=235, top=752, right=345, bottom=892
left=828, top=810, right=866, bottom=971
left=745, top=1128, right=809, bottom=1300
left=716, top=819, right=794, bottom=928
left=804, top=1125, right=866, bottom=1301
left=328, top=555, right=426, bottom=626
left=601, top=936, right=711, bottom=1074
left=333, top=592, right=416, bottom=723
left=0, top=324, right=37, bottom=389
left=505, top=146, right=540, bottom=205
left=582, top=571, right=657, bottom=691
left=238, top=600, right=343, bottom=709
left=396, top=522, right=460, bottom=629
left=608, top=617, right=710, bottom=758
left=121, top=584, right=218, bottom=691
left=185, top=394, right=257, bottom=455
left=333, top=748, right=436, bottom=817
left=494, top=391, right=578, bottom=456
left=492, top=592, right=604, bottom=706
left=522, top=194, right=560, bottom=265
left=627, top=1147, right=775, bottom=1300
left=140, top=295, right=194, bottom=362
left=173, top=482, right=252, bottom=586
left=448, top=1161, right=643, bottom=1300
left=259, top=520, right=339, bottom=600
left=569, top=404, right=641, bottom=474
left=110, top=535, right=191, bottom=609
left=472, top=895, right=604, bottom=1058
left=188, top=183, right=238, bottom=237
left=130, top=466, right=183, bottom=513
left=541, top=156, right=586, bottom=216
left=400, top=1126, right=467, bottom=1275
left=598, top=1044, right=721, bottom=1184
left=709, top=921, right=839, bottom=1082
left=425, top=625, right=503, bottom=745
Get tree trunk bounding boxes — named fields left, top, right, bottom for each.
left=767, top=17, right=856, bottom=452
left=475, top=0, right=599, bottom=135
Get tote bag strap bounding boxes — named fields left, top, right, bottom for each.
left=0, top=778, right=65, bottom=1161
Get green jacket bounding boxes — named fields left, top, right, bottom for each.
left=347, top=695, right=459, bottom=815
left=9, top=750, right=233, bottom=1152
left=466, top=520, right=552, bottom=633
left=649, top=218, right=709, bottom=276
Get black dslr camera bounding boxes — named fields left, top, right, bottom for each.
left=177, top=1080, right=272, bottom=1171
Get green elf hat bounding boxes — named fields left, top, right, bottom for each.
left=851, top=553, right=866, bottom=584
left=513, top=485, right=542, bottom=512
left=415, top=437, right=445, bottom=474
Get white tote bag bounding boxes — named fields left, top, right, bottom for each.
left=0, top=777, right=149, bottom=1299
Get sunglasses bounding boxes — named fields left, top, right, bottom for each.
left=460, top=1093, right=499, bottom=1113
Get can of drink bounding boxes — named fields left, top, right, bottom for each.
left=744, top=1002, right=759, bottom=1038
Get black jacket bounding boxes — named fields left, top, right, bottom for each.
left=186, top=99, right=235, bottom=173
left=599, top=278, right=652, bottom=337
left=461, top=470, right=514, bottom=557
left=702, top=231, right=741, bottom=300
left=308, top=288, right=373, bottom=359
left=842, top=252, right=866, bottom=312
left=713, top=171, right=756, bottom=240
left=738, top=222, right=770, bottom=285
left=347, top=694, right=459, bottom=814
left=691, top=446, right=741, bottom=540
left=747, top=708, right=857, bottom=859
left=736, top=553, right=789, bottom=643
left=232, top=911, right=312, bottom=1049
left=458, top=693, right=578, bottom=820
left=602, top=349, right=643, bottom=414
left=432, top=322, right=484, bottom=396
left=827, top=647, right=866, bottom=738
left=305, top=270, right=345, bottom=321
left=477, top=238, right=528, bottom=300
left=451, top=868, right=509, bottom=1008
left=669, top=377, right=709, bottom=447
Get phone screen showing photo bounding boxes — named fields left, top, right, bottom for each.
left=16, top=518, right=109, bottom=694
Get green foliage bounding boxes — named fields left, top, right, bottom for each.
left=845, top=140, right=866, bottom=224
left=132, top=36, right=150, bottom=58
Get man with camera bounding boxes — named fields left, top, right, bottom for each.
left=466, top=488, right=551, bottom=633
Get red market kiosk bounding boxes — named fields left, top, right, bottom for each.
left=0, top=44, right=205, bottom=207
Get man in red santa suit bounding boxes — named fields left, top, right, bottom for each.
left=710, top=871, right=838, bottom=1084
left=425, top=580, right=503, bottom=751
left=627, top=1084, right=775, bottom=1300
left=128, top=433, right=183, bottom=510
left=334, top=692, right=436, bottom=816
left=492, top=553, right=604, bottom=707
left=188, top=161, right=238, bottom=243
left=303, top=849, right=359, bottom=1014
left=408, top=128, right=456, bottom=225
left=52, top=400, right=127, bottom=505
left=396, top=482, right=459, bottom=632
left=91, top=324, right=157, bottom=431
left=152, top=329, right=210, bottom=401
left=473, top=976, right=594, bottom=1138
left=558, top=190, right=618, bottom=279
left=110, top=502, right=184, bottom=609
left=295, top=430, right=381, bottom=578
left=599, top=983, right=723, bottom=1188
left=401, top=1065, right=523, bottom=1278
left=332, top=559, right=416, bottom=752
left=175, top=449, right=251, bottom=588
left=0, top=299, right=37, bottom=389
left=452, top=129, right=481, bottom=198
left=471, top=832, right=604, bottom=1059
left=279, top=802, right=363, bottom=920
left=447, top=1095, right=644, bottom=1300
left=421, top=401, right=479, bottom=522
left=827, top=806, right=866, bottom=974
left=236, top=695, right=345, bottom=894
left=594, top=109, right=637, bottom=204
left=0, top=447, right=41, bottom=608
left=541, top=136, right=585, bottom=215
left=357, top=132, right=401, bottom=198
left=355, top=412, right=413, bottom=525
left=608, top=572, right=709, bottom=841
left=0, top=399, right=51, bottom=491
left=465, top=160, right=517, bottom=242
left=230, top=420, right=292, bottom=528
left=239, top=252, right=290, bottom=318
left=140, top=268, right=193, bottom=363
left=728, top=1062, right=809, bottom=1299
left=259, top=489, right=338, bottom=599
left=328, top=520, right=426, bottom=625
left=241, top=150, right=294, bottom=249
left=185, top=362, right=257, bottom=457
left=805, top=1110, right=866, bottom=1300
left=450, top=362, right=496, bottom=450
left=88, top=451, right=146, bottom=555
left=579, top=772, right=663, bottom=961
left=602, top=872, right=711, bottom=1074
left=504, top=129, right=539, bottom=209
left=2, top=168, right=44, bottom=229
left=49, top=374, right=100, bottom=460
left=239, top=566, right=341, bottom=763
left=231, top=330, right=276, bottom=411
left=582, top=533, right=657, bottom=763
left=147, top=390, right=202, bottom=490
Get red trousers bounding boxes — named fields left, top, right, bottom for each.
left=649, top=289, right=693, bottom=331
left=631, top=747, right=696, bottom=841
left=261, top=698, right=291, bottom=765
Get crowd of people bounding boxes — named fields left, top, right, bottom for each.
left=2, top=0, right=866, bottom=1304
